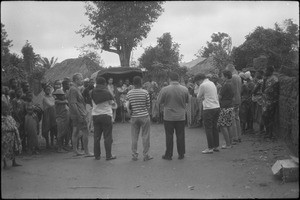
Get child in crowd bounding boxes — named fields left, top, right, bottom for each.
left=24, top=103, right=40, bottom=155
left=52, top=89, right=70, bottom=153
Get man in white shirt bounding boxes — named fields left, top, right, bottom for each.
left=195, top=73, right=220, bottom=154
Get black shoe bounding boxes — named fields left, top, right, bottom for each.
left=213, top=148, right=220, bottom=152
left=106, top=155, right=116, bottom=161
left=95, top=157, right=100, bottom=160
left=178, top=155, right=184, bottom=160
left=162, top=155, right=172, bottom=160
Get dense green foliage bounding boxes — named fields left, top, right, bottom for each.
left=195, top=32, right=233, bottom=73
left=232, top=19, right=299, bottom=71
left=138, top=32, right=187, bottom=84
left=77, top=1, right=164, bottom=67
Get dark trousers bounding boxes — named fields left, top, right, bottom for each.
left=203, top=108, right=220, bottom=149
left=93, top=114, right=113, bottom=158
left=163, top=120, right=185, bottom=157
left=262, top=103, right=277, bottom=137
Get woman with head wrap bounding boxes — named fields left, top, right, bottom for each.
left=2, top=99, right=22, bottom=169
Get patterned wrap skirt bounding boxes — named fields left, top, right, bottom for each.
left=217, top=107, right=234, bottom=127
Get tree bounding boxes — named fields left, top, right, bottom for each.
left=40, top=56, right=58, bottom=69
left=195, top=32, right=233, bottom=73
left=77, top=1, right=164, bottom=67
left=139, top=32, right=185, bottom=84
left=21, top=40, right=40, bottom=74
left=232, top=19, right=299, bottom=71
left=77, top=44, right=104, bottom=67
left=1, top=23, right=13, bottom=74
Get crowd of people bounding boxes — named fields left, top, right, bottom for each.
left=1, top=63, right=279, bottom=168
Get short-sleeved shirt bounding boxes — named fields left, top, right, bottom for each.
left=197, top=79, right=220, bottom=110
left=157, top=82, right=189, bottom=121
left=126, top=88, right=150, bottom=118
left=68, top=85, right=87, bottom=121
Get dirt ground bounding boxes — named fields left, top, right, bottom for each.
left=1, top=122, right=299, bottom=198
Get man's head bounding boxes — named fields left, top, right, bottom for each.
left=62, top=78, right=71, bottom=91
left=72, top=73, right=83, bottom=86
left=89, top=79, right=95, bottom=89
left=222, top=69, right=232, bottom=80
left=255, top=70, right=264, bottom=79
left=9, top=78, right=18, bottom=89
left=83, top=78, right=90, bottom=88
left=22, top=81, right=30, bottom=93
left=194, top=73, right=206, bottom=84
left=169, top=72, right=179, bottom=82
left=133, top=76, right=142, bottom=88
left=265, top=66, right=274, bottom=77
left=9, top=90, right=15, bottom=99
left=211, top=74, right=219, bottom=84
left=54, top=80, right=62, bottom=91
left=24, top=91, right=33, bottom=102
left=108, top=77, right=114, bottom=85
left=15, top=87, right=23, bottom=98
left=225, top=64, right=237, bottom=74
left=96, top=76, right=106, bottom=86
left=43, top=84, right=52, bottom=95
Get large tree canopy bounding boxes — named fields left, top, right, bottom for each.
left=195, top=32, right=233, bottom=73
left=232, top=19, right=299, bottom=71
left=77, top=1, right=164, bottom=67
left=139, top=32, right=186, bottom=84
left=1, top=23, right=13, bottom=73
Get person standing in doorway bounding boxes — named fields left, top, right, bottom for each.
left=157, top=72, right=189, bottom=160
left=195, top=73, right=220, bottom=154
left=68, top=73, right=93, bottom=157
left=126, top=76, right=152, bottom=161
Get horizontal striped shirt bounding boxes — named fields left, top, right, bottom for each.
left=126, top=88, right=150, bottom=118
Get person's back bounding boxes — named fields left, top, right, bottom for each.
left=198, top=79, right=220, bottom=110
left=231, top=74, right=242, bottom=105
left=158, top=72, right=189, bottom=160
left=159, top=83, right=189, bottom=121
left=127, top=88, right=150, bottom=118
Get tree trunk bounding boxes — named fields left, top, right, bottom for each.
left=119, top=46, right=132, bottom=67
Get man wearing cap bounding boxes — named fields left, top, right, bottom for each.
left=68, top=73, right=93, bottom=157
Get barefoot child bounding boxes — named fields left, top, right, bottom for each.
left=52, top=89, right=70, bottom=153
left=24, top=103, right=39, bottom=155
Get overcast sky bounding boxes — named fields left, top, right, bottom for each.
left=1, top=1, right=299, bottom=67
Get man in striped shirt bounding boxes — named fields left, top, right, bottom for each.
left=126, top=76, right=153, bottom=161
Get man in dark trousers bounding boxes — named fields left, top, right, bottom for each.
left=90, top=76, right=116, bottom=161
left=157, top=72, right=189, bottom=160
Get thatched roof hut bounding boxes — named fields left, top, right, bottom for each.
left=188, top=56, right=216, bottom=76
left=180, top=57, right=206, bottom=69
left=32, top=57, right=101, bottom=106
left=44, top=57, right=101, bottom=83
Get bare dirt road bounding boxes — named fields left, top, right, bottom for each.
left=1, top=123, right=299, bottom=198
